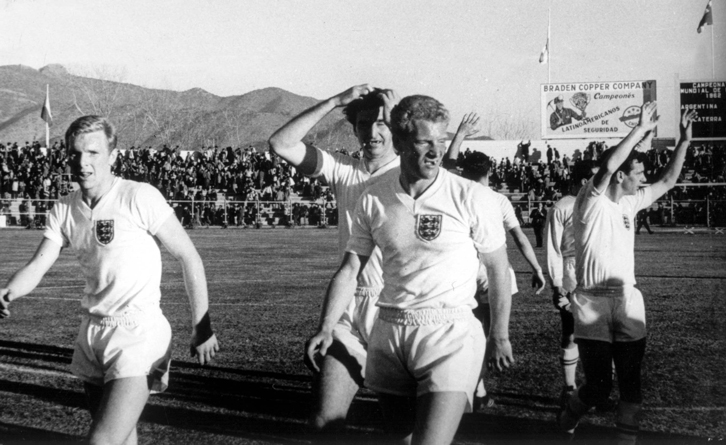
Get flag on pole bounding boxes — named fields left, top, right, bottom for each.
left=697, top=0, right=713, bottom=33
left=539, top=38, right=549, bottom=64
left=40, top=85, right=53, bottom=126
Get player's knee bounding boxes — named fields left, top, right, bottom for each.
left=307, top=413, right=346, bottom=433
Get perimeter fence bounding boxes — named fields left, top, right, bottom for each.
left=1, top=184, right=724, bottom=229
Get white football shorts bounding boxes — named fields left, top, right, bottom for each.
left=331, top=287, right=380, bottom=381
left=365, top=306, right=485, bottom=412
left=573, top=286, right=646, bottom=343
left=71, top=308, right=172, bottom=392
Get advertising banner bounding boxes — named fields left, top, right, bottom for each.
left=541, top=80, right=656, bottom=139
left=679, top=81, right=726, bottom=141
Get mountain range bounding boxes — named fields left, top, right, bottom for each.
left=0, top=64, right=491, bottom=151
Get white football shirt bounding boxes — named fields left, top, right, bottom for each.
left=313, top=145, right=399, bottom=289
left=573, top=179, right=653, bottom=289
left=44, top=178, right=174, bottom=316
left=347, top=168, right=506, bottom=310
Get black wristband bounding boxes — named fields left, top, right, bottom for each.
left=192, top=311, right=214, bottom=346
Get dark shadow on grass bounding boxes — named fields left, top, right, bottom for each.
left=170, top=360, right=312, bottom=382
left=0, top=339, right=74, bottom=364
left=0, top=353, right=712, bottom=444
left=0, top=421, right=82, bottom=445
left=0, top=365, right=383, bottom=444
left=458, top=411, right=713, bottom=445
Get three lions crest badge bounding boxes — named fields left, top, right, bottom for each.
left=416, top=215, right=442, bottom=241
left=95, top=220, right=115, bottom=245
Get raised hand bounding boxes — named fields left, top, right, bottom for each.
left=457, top=112, right=481, bottom=138
left=638, top=101, right=659, bottom=132
left=680, top=108, right=698, bottom=142
left=377, top=89, right=400, bottom=127
left=330, top=84, right=373, bottom=107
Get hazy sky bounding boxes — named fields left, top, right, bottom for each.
left=1, top=0, right=723, bottom=139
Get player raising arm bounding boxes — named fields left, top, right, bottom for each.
left=1, top=116, right=219, bottom=445
left=559, top=104, right=697, bottom=444
left=446, top=113, right=546, bottom=295
left=269, top=85, right=400, bottom=432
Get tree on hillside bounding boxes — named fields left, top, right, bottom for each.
left=482, top=107, right=538, bottom=140
left=66, top=65, right=129, bottom=119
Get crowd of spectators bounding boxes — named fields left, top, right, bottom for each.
left=1, top=138, right=724, bottom=228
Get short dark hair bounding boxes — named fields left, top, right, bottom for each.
left=571, top=159, right=599, bottom=184
left=343, top=90, right=386, bottom=126
left=599, top=147, right=647, bottom=175
left=461, top=151, right=491, bottom=180
left=390, top=95, right=450, bottom=140
left=65, top=115, right=117, bottom=151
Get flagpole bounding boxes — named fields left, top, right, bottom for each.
left=711, top=23, right=715, bottom=79
left=45, top=84, right=50, bottom=149
left=548, top=1, right=551, bottom=84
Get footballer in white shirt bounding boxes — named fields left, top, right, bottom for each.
left=269, top=85, right=400, bottom=432
left=1, top=116, right=219, bottom=445
left=306, top=95, right=513, bottom=444
left=559, top=104, right=698, bottom=444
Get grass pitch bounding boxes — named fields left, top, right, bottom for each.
left=0, top=227, right=724, bottom=444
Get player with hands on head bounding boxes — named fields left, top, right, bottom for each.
left=559, top=103, right=697, bottom=444
left=0, top=115, right=219, bottom=445
left=270, top=84, right=401, bottom=433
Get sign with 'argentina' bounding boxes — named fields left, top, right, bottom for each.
left=541, top=80, right=656, bottom=140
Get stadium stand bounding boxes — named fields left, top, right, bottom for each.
left=1, top=139, right=724, bottom=228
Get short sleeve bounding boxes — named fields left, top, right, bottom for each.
left=43, top=200, right=69, bottom=248
left=311, top=145, right=337, bottom=180
left=132, top=184, right=174, bottom=235
left=470, top=185, right=507, bottom=254
left=344, top=193, right=375, bottom=257
left=576, top=179, right=603, bottom=224
left=499, top=194, right=519, bottom=231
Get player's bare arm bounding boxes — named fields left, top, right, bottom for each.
left=649, top=108, right=697, bottom=200
left=155, top=214, right=219, bottom=365
left=304, top=252, right=369, bottom=372
left=635, top=129, right=655, bottom=152
left=0, top=239, right=62, bottom=318
left=443, top=112, right=480, bottom=170
left=268, top=84, right=373, bottom=175
left=592, top=101, right=658, bottom=192
left=508, top=226, right=546, bottom=294
left=481, top=245, right=514, bottom=372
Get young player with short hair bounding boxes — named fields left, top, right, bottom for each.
left=306, top=95, right=513, bottom=444
left=1, top=116, right=219, bottom=445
